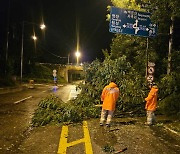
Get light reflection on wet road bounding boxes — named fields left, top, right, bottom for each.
left=0, top=83, right=78, bottom=153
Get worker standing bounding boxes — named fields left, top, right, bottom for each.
left=145, top=82, right=158, bottom=125
left=100, top=79, right=120, bottom=127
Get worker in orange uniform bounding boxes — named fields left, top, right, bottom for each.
left=100, top=80, right=120, bottom=127
left=145, top=82, right=158, bottom=125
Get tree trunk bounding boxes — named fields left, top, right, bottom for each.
left=167, top=16, right=174, bottom=75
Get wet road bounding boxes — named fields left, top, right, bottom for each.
left=0, top=84, right=179, bottom=154
left=0, top=83, right=79, bottom=153
left=0, top=84, right=82, bottom=154
left=0, top=84, right=52, bottom=153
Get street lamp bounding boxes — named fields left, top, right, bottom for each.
left=75, top=51, right=81, bottom=65
left=40, top=24, right=46, bottom=30
left=32, top=35, right=37, bottom=41
left=20, top=21, right=46, bottom=83
left=32, top=34, right=37, bottom=54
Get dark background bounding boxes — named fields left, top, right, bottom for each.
left=0, top=0, right=114, bottom=64
left=1, top=0, right=180, bottom=65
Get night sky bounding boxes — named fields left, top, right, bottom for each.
left=0, top=0, right=114, bottom=63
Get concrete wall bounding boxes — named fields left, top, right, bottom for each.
left=38, top=63, right=83, bottom=83
left=58, top=65, right=83, bottom=82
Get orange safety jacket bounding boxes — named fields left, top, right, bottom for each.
left=101, top=82, right=120, bottom=111
left=145, top=86, right=158, bottom=111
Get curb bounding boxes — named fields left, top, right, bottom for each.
left=0, top=86, right=26, bottom=95
left=164, top=126, right=180, bottom=136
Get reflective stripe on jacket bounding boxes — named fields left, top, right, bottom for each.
left=101, top=82, right=119, bottom=111
left=145, top=86, right=158, bottom=111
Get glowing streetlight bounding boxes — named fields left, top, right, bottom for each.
left=20, top=21, right=46, bottom=83
left=32, top=35, right=37, bottom=40
left=40, top=23, right=46, bottom=30
left=32, top=34, right=37, bottom=54
left=75, top=51, right=81, bottom=65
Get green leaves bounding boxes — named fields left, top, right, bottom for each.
left=103, top=144, right=115, bottom=153
left=111, top=0, right=141, bottom=10
left=31, top=94, right=100, bottom=127
left=79, top=57, right=146, bottom=115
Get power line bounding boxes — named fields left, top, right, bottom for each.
left=38, top=43, right=68, bottom=59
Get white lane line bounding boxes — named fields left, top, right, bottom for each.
left=14, top=96, right=32, bottom=104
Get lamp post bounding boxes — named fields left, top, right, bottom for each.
left=75, top=51, right=81, bottom=65
left=40, top=24, right=46, bottom=30
left=68, top=53, right=70, bottom=65
left=20, top=21, right=45, bottom=83
left=32, top=35, right=37, bottom=41
left=20, top=21, right=25, bottom=83
left=32, top=34, right=37, bottom=54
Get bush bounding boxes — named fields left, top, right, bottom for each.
left=158, top=72, right=180, bottom=117
left=32, top=58, right=180, bottom=127
left=31, top=94, right=100, bottom=127
left=159, top=93, right=180, bottom=117
left=24, top=63, right=66, bottom=84
left=0, top=77, right=17, bottom=87
left=78, top=57, right=147, bottom=115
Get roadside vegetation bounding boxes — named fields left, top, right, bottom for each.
left=0, top=63, right=66, bottom=87
left=32, top=0, right=180, bottom=126
left=23, top=63, right=66, bottom=84
left=31, top=56, right=179, bottom=127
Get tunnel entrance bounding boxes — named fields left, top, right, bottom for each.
left=68, top=70, right=84, bottom=82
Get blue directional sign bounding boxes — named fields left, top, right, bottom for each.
left=109, top=7, right=157, bottom=37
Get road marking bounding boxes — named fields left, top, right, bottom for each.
left=83, top=121, right=93, bottom=154
left=14, top=96, right=32, bottom=104
left=57, top=121, right=93, bottom=154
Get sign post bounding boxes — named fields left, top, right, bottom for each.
left=53, top=69, right=57, bottom=77
left=53, top=69, right=57, bottom=86
left=109, top=7, right=157, bottom=82
left=146, top=62, right=155, bottom=83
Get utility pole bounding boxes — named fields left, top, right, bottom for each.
left=20, top=21, right=24, bottom=83
left=68, top=53, right=70, bottom=64
left=20, top=21, right=46, bottom=83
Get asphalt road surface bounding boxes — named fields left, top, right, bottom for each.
left=0, top=84, right=179, bottom=154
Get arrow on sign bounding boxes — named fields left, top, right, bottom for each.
left=133, top=19, right=139, bottom=34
